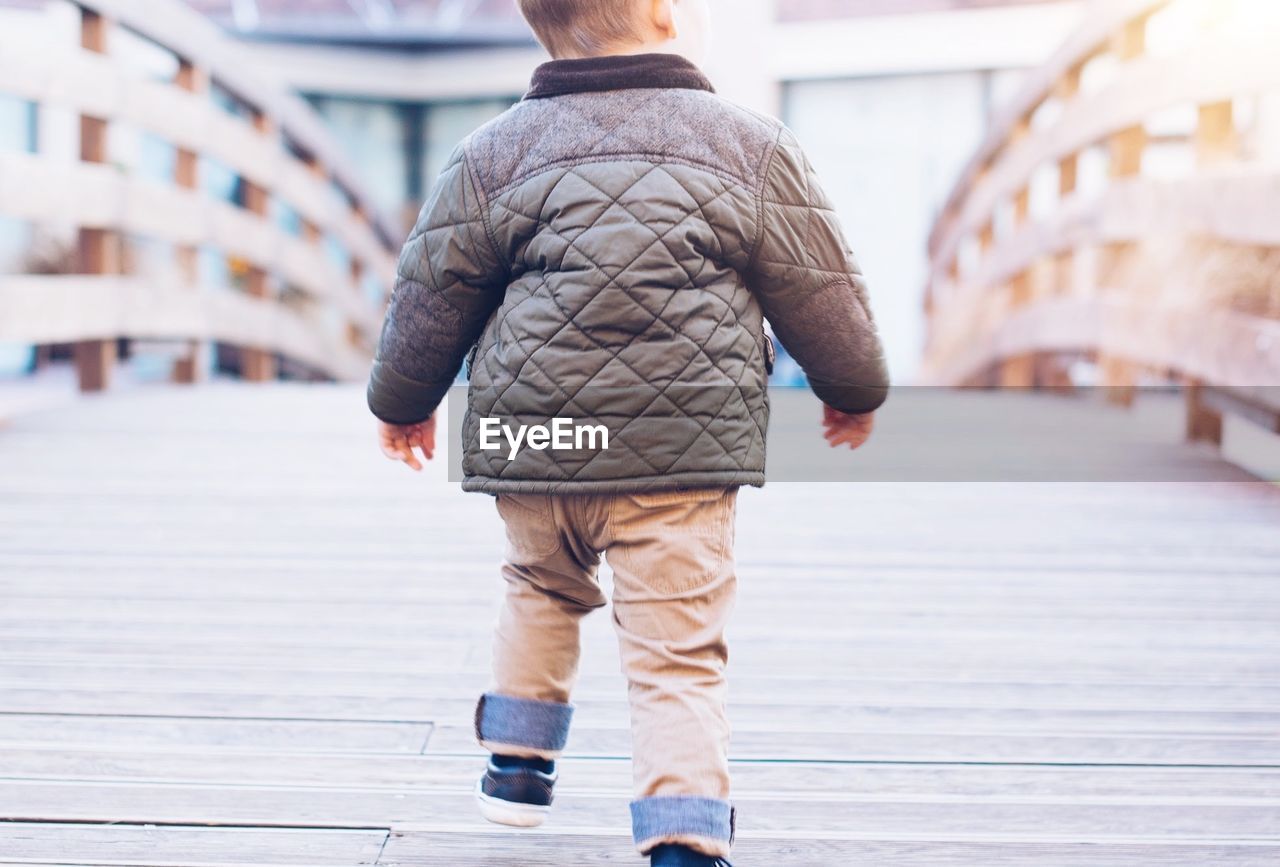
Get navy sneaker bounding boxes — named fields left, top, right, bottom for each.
left=474, top=754, right=557, bottom=827
left=650, top=844, right=734, bottom=866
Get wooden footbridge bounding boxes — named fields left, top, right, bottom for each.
left=0, top=383, right=1278, bottom=866
left=2, top=1, right=1280, bottom=865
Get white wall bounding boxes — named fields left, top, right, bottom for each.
left=705, top=0, right=780, bottom=115
left=773, top=2, right=1083, bottom=81
left=786, top=72, right=1020, bottom=381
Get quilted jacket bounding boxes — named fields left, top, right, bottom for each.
left=367, top=53, right=889, bottom=493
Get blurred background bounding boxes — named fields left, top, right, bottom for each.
left=0, top=0, right=1277, bottom=443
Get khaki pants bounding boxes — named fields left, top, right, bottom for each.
left=473, top=488, right=738, bottom=858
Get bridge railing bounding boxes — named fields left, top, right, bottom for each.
left=0, top=0, right=401, bottom=390
left=922, top=0, right=1280, bottom=444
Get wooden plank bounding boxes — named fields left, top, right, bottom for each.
left=6, top=662, right=1280, bottom=712
left=2, top=384, right=1279, bottom=863
left=4, top=636, right=1278, bottom=681
left=5, top=688, right=1280, bottom=736
left=5, top=748, right=1279, bottom=798
left=1, top=780, right=1277, bottom=838
left=0, top=823, right=387, bottom=867
left=0, top=714, right=431, bottom=754
left=381, top=832, right=1280, bottom=867
left=9, top=597, right=1280, bottom=643
left=5, top=641, right=1280, bottom=686
left=5, top=586, right=1280, bottom=625
left=423, top=723, right=1280, bottom=766
left=8, top=547, right=1280, bottom=589
left=10, top=652, right=1273, bottom=689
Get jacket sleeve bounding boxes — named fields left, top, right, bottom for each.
left=367, top=147, right=506, bottom=425
left=745, top=127, right=890, bottom=415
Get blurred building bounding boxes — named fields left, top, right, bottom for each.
left=177, top=0, right=1087, bottom=379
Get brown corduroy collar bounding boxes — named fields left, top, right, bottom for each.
left=524, top=52, right=715, bottom=101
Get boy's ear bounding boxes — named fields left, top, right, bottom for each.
left=649, top=0, right=678, bottom=40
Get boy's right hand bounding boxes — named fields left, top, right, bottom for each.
left=822, top=405, right=875, bottom=451
left=378, top=416, right=436, bottom=471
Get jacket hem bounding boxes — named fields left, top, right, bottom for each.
left=460, top=471, right=765, bottom=495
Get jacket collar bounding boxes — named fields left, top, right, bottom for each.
left=524, top=52, right=715, bottom=101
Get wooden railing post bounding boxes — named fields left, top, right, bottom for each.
left=1109, top=125, right=1147, bottom=179
left=1178, top=95, right=1239, bottom=445
left=1112, top=11, right=1147, bottom=62
left=349, top=204, right=369, bottom=350
left=1108, top=14, right=1148, bottom=179
left=1096, top=15, right=1151, bottom=409
left=241, top=112, right=278, bottom=383
left=1056, top=64, right=1082, bottom=200
left=301, top=152, right=326, bottom=247
left=172, top=57, right=210, bottom=385
left=74, top=7, right=119, bottom=393
left=1186, top=381, right=1224, bottom=447
left=999, top=353, right=1037, bottom=389
left=1058, top=153, right=1078, bottom=199
left=1196, top=100, right=1237, bottom=168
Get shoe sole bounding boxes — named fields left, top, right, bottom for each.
left=474, top=780, right=552, bottom=828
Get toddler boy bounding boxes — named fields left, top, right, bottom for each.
left=367, top=1, right=889, bottom=863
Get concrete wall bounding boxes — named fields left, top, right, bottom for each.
left=786, top=71, right=1024, bottom=379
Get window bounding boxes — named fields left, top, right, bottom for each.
left=0, top=95, right=36, bottom=153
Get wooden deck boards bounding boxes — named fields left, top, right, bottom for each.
left=1, top=383, right=1278, bottom=865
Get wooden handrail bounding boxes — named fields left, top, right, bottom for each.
left=928, top=0, right=1169, bottom=257
left=928, top=29, right=1279, bottom=283
left=923, top=0, right=1280, bottom=447
left=81, top=0, right=400, bottom=248
left=0, top=0, right=401, bottom=391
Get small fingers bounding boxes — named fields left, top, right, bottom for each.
left=381, top=438, right=404, bottom=461
left=400, top=446, right=423, bottom=471
left=388, top=436, right=423, bottom=471
left=827, top=430, right=868, bottom=450
left=409, top=432, right=435, bottom=462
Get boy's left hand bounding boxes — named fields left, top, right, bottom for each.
left=378, top=416, right=436, bottom=471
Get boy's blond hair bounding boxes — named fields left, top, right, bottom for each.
left=517, top=0, right=645, bottom=58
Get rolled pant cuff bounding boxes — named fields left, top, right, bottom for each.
left=631, top=796, right=735, bottom=857
left=474, top=693, right=573, bottom=758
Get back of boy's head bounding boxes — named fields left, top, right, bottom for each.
left=517, top=0, right=645, bottom=59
